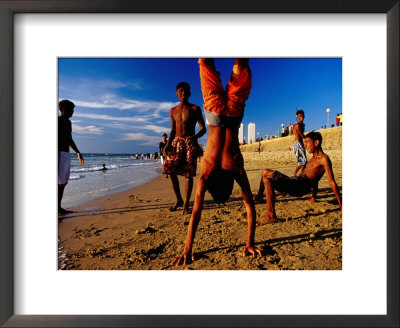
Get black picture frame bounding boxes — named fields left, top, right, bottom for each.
left=0, top=0, right=398, bottom=327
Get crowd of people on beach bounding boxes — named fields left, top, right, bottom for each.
left=58, top=58, right=342, bottom=266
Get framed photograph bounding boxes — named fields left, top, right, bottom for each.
left=1, top=0, right=398, bottom=327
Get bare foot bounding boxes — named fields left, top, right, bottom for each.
left=58, top=208, right=73, bottom=215
left=257, top=213, right=279, bottom=226
left=182, top=207, right=192, bottom=215
left=169, top=201, right=184, bottom=212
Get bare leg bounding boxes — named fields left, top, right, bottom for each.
left=292, top=165, right=302, bottom=177
left=257, top=169, right=279, bottom=225
left=232, top=58, right=249, bottom=76
left=202, top=58, right=215, bottom=69
left=234, top=171, right=256, bottom=242
left=253, top=175, right=265, bottom=202
left=234, top=169, right=262, bottom=258
left=58, top=184, right=73, bottom=215
left=169, top=174, right=184, bottom=211
left=183, top=176, right=193, bottom=214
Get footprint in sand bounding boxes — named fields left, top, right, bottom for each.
left=135, top=225, right=158, bottom=234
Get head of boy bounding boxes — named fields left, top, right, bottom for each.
left=205, top=168, right=234, bottom=204
left=304, top=131, right=322, bottom=153
left=59, top=100, right=75, bottom=118
left=176, top=82, right=191, bottom=102
left=162, top=133, right=167, bottom=141
left=296, top=109, right=305, bottom=123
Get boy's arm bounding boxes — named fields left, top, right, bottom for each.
left=322, top=156, right=342, bottom=210
left=193, top=106, right=206, bottom=140
left=234, top=171, right=262, bottom=258
left=293, top=123, right=306, bottom=139
left=164, top=110, right=176, bottom=156
left=308, top=181, right=318, bottom=203
left=68, top=124, right=84, bottom=166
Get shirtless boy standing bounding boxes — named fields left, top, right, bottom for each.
left=254, top=131, right=342, bottom=225
left=289, top=109, right=307, bottom=176
left=163, top=82, right=206, bottom=214
left=58, top=100, right=84, bottom=215
left=172, top=58, right=262, bottom=265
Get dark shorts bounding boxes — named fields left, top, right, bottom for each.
left=269, top=171, right=312, bottom=197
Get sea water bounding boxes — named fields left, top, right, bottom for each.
left=62, top=153, right=162, bottom=209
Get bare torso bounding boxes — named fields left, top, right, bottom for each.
left=201, top=125, right=243, bottom=177
left=293, top=122, right=305, bottom=143
left=171, top=103, right=200, bottom=137
left=302, top=152, right=327, bottom=181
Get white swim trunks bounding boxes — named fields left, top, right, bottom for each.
left=58, top=151, right=71, bottom=185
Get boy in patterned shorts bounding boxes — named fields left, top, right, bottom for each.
left=289, top=109, right=307, bottom=176
left=163, top=82, right=206, bottom=214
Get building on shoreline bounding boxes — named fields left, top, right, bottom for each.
left=248, top=122, right=255, bottom=144
left=238, top=123, right=244, bottom=144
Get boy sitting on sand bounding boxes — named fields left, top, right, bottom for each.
left=172, top=58, right=262, bottom=266
left=254, top=131, right=342, bottom=225
left=162, top=82, right=206, bottom=214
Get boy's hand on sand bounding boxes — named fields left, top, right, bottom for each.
left=243, top=246, right=262, bottom=258
left=172, top=252, right=195, bottom=266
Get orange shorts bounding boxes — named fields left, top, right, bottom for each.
left=199, top=58, right=252, bottom=127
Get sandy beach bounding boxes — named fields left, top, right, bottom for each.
left=58, top=127, right=342, bottom=270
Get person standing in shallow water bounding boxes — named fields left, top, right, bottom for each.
left=58, top=100, right=84, bottom=215
left=162, top=82, right=206, bottom=214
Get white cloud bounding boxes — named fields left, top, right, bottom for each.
left=120, top=133, right=161, bottom=146
left=120, top=133, right=148, bottom=140
left=71, top=97, right=176, bottom=114
left=59, top=76, right=142, bottom=93
left=72, top=124, right=104, bottom=135
left=74, top=112, right=149, bottom=123
left=74, top=113, right=170, bottom=134
left=141, top=124, right=170, bottom=134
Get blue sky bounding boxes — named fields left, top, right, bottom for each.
left=58, top=58, right=342, bottom=154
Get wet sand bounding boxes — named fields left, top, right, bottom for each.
left=58, top=127, right=342, bottom=270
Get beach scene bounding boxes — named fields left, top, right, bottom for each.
left=58, top=58, right=342, bottom=270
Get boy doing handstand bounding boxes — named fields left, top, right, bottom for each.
left=172, top=58, right=262, bottom=265
left=254, top=131, right=342, bottom=225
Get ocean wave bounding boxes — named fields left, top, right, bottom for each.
left=69, top=175, right=84, bottom=180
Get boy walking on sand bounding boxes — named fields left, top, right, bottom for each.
left=163, top=82, right=206, bottom=214
left=172, top=58, right=262, bottom=266
left=289, top=109, right=307, bottom=176
left=254, top=131, right=342, bottom=225
left=58, top=100, right=84, bottom=215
